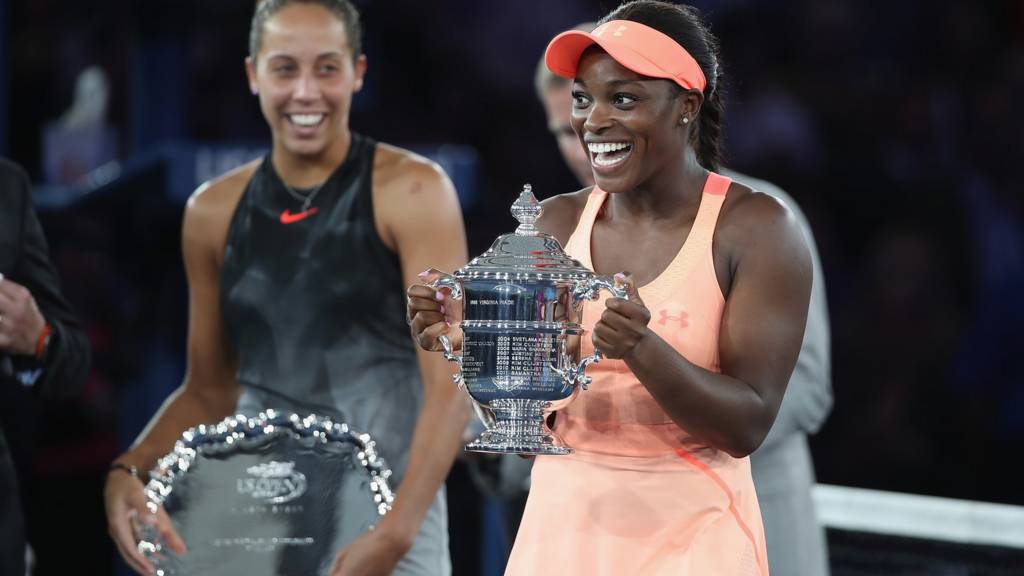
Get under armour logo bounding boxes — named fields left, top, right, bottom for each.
left=657, top=309, right=689, bottom=328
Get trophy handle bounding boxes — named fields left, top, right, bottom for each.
left=428, top=272, right=465, bottom=387
left=437, top=334, right=464, bottom=389
left=571, top=275, right=627, bottom=304
left=562, top=276, right=630, bottom=389
left=427, top=272, right=463, bottom=300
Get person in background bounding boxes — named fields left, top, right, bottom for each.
left=1, top=157, right=92, bottom=576
left=102, top=1, right=469, bottom=575
left=531, top=18, right=833, bottom=576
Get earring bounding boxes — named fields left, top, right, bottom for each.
left=681, top=117, right=689, bottom=124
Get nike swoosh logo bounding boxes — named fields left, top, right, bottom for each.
left=279, top=207, right=319, bottom=225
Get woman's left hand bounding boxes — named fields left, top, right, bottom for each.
left=592, top=273, right=651, bottom=360
left=329, top=528, right=409, bottom=576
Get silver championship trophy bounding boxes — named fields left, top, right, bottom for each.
left=431, top=185, right=626, bottom=455
left=138, top=411, right=394, bottom=576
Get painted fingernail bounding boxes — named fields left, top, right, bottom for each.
left=614, top=272, right=627, bottom=281
left=440, top=305, right=445, bottom=314
left=445, top=320, right=452, bottom=327
left=418, top=269, right=431, bottom=278
left=435, top=291, right=445, bottom=301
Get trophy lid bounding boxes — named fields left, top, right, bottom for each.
left=455, top=184, right=596, bottom=280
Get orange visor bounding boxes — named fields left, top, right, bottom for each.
left=545, top=20, right=707, bottom=92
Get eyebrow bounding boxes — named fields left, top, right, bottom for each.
left=573, top=78, right=653, bottom=89
left=265, top=51, right=346, bottom=61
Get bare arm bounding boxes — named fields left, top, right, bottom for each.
left=105, top=172, right=248, bottom=574
left=382, top=157, right=471, bottom=541
left=332, top=151, right=470, bottom=574
left=725, top=172, right=833, bottom=447
left=594, top=193, right=812, bottom=457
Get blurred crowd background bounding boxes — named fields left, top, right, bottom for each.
left=1, top=0, right=1022, bottom=574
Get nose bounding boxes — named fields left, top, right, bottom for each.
left=293, top=70, right=321, bottom=101
left=583, top=101, right=614, bottom=134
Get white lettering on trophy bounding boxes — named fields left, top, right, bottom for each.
left=235, top=461, right=307, bottom=504
left=230, top=504, right=306, bottom=515
left=493, top=333, right=554, bottom=392
left=212, top=536, right=316, bottom=552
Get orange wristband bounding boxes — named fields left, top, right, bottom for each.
left=35, top=322, right=52, bottom=359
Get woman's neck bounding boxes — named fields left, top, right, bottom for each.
left=610, top=148, right=707, bottom=222
left=271, top=131, right=352, bottom=187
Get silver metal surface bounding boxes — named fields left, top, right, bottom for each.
left=433, top=185, right=627, bottom=455
left=453, top=185, right=596, bottom=280
left=139, top=410, right=394, bottom=576
left=466, top=399, right=570, bottom=455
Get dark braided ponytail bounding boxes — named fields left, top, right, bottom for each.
left=600, top=1, right=726, bottom=171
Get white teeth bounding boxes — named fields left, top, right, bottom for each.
left=594, top=153, right=628, bottom=167
left=289, top=114, right=324, bottom=126
left=588, top=142, right=632, bottom=167
left=587, top=142, right=630, bottom=154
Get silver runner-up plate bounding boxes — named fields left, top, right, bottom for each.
left=138, top=410, right=394, bottom=576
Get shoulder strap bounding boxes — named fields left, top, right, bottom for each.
left=650, top=173, right=731, bottom=296
left=563, top=187, right=608, bottom=269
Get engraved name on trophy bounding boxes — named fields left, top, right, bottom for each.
left=139, top=410, right=394, bottom=576
left=431, top=185, right=626, bottom=455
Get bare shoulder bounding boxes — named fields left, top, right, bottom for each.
left=373, top=143, right=451, bottom=195
left=717, top=180, right=809, bottom=269
left=537, top=187, right=593, bottom=246
left=183, top=159, right=260, bottom=256
left=371, top=143, right=462, bottom=250
left=716, top=179, right=794, bottom=233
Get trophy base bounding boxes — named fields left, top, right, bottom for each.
left=465, top=399, right=572, bottom=455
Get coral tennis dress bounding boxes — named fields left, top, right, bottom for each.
left=505, top=173, right=769, bottom=576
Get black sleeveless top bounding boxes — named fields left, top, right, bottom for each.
left=220, top=133, right=421, bottom=482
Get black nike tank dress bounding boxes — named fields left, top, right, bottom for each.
left=219, top=133, right=450, bottom=574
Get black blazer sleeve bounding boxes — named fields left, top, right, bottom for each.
left=1, top=158, right=91, bottom=398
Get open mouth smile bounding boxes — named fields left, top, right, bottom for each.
left=286, top=113, right=326, bottom=128
left=587, top=141, right=633, bottom=169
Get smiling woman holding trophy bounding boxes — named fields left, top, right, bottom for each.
left=103, top=1, right=469, bottom=575
left=407, top=1, right=812, bottom=574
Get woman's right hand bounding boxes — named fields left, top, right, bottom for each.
left=104, top=463, right=186, bottom=575
left=407, top=269, right=462, bottom=353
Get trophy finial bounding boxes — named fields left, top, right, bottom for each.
left=512, top=183, right=542, bottom=235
